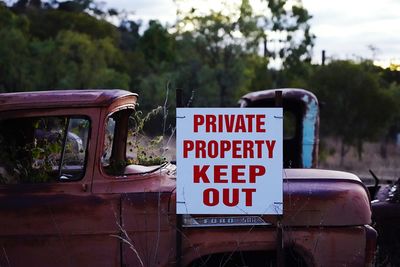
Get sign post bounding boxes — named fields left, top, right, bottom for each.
left=176, top=108, right=283, bottom=215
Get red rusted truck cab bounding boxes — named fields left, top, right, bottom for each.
left=0, top=89, right=376, bottom=266
left=0, top=90, right=176, bottom=266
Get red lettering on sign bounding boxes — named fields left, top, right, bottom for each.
left=254, top=140, right=264, bottom=158
left=242, top=140, right=254, bottom=158
left=256, top=114, right=266, bottom=132
left=208, top=140, right=218, bottom=158
left=203, top=188, right=257, bottom=207
left=222, top=188, right=239, bottom=206
left=266, top=140, right=276, bottom=158
left=193, top=114, right=204, bottom=132
left=203, top=188, right=219, bottom=206
left=183, top=140, right=194, bottom=158
left=231, top=165, right=246, bottom=183
left=193, top=165, right=210, bottom=183
left=232, top=140, right=241, bottom=158
left=193, top=114, right=268, bottom=133
left=196, top=140, right=206, bottom=158
left=242, top=188, right=256, bottom=206
left=220, top=140, right=231, bottom=158
left=245, top=114, right=255, bottom=131
left=223, top=114, right=235, bottom=132
left=249, top=165, right=266, bottom=183
left=194, top=165, right=263, bottom=184
left=206, top=115, right=216, bottom=132
left=235, top=115, right=246, bottom=132
left=183, top=139, right=276, bottom=159
left=214, top=165, right=228, bottom=183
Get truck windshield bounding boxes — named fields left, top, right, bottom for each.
left=0, top=116, right=90, bottom=184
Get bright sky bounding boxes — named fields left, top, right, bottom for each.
left=108, top=0, right=400, bottom=68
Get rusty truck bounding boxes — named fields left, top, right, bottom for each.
left=368, top=168, right=400, bottom=266
left=0, top=89, right=376, bottom=266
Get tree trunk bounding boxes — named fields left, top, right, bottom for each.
left=340, top=139, right=350, bottom=166
left=357, top=139, right=363, bottom=161
left=380, top=136, right=388, bottom=159
left=219, top=83, right=227, bottom=107
left=340, top=140, right=345, bottom=166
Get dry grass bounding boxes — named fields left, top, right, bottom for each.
left=319, top=138, right=400, bottom=182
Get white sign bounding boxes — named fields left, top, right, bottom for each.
left=176, top=108, right=283, bottom=215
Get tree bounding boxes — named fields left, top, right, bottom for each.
left=174, top=0, right=314, bottom=106
left=0, top=4, right=32, bottom=92
left=310, top=60, right=396, bottom=163
left=266, top=0, right=314, bottom=69
left=52, top=30, right=129, bottom=89
left=173, top=1, right=259, bottom=106
left=139, top=20, right=176, bottom=70
left=0, top=2, right=132, bottom=92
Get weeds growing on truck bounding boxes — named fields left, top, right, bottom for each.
left=0, top=89, right=376, bottom=266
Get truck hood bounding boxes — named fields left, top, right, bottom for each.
left=178, top=169, right=372, bottom=228
left=278, top=169, right=372, bottom=226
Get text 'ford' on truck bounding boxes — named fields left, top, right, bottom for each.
left=0, top=89, right=376, bottom=266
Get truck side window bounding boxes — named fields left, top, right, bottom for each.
left=0, top=116, right=89, bottom=184
left=102, top=110, right=131, bottom=174
left=102, top=108, right=166, bottom=176
left=60, top=118, right=90, bottom=180
left=102, top=117, right=116, bottom=167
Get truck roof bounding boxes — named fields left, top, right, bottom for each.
left=0, top=89, right=138, bottom=111
left=240, top=88, right=318, bottom=104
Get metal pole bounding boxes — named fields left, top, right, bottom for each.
left=176, top=89, right=183, bottom=109
left=275, top=90, right=283, bottom=107
left=275, top=90, right=284, bottom=267
left=176, top=88, right=183, bottom=267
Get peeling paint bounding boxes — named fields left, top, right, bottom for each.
left=301, top=94, right=319, bottom=168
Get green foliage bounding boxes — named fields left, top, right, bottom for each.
left=174, top=1, right=266, bottom=106
left=0, top=0, right=315, bottom=104
left=310, top=60, right=397, bottom=160
left=139, top=20, right=176, bottom=69
left=0, top=27, right=31, bottom=92
left=52, top=30, right=129, bottom=89
left=126, top=107, right=167, bottom=166
left=172, top=0, right=314, bottom=106
left=0, top=2, right=127, bottom=92
left=21, top=8, right=119, bottom=41
left=0, top=4, right=29, bottom=32
left=0, top=135, right=59, bottom=184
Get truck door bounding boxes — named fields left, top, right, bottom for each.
left=0, top=113, right=121, bottom=267
left=91, top=108, right=176, bottom=266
